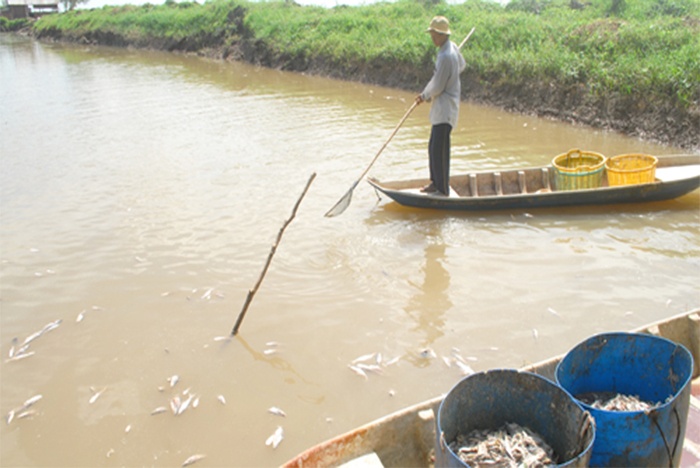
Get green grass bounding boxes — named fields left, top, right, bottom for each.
left=0, top=16, right=30, bottom=32
left=33, top=0, right=700, bottom=110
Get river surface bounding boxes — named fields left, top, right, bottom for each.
left=1, top=34, right=698, bottom=467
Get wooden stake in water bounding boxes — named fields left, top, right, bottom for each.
left=231, top=173, right=316, bottom=336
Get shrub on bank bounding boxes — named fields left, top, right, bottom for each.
left=1, top=17, right=31, bottom=32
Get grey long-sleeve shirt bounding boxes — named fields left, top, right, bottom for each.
left=420, top=40, right=466, bottom=128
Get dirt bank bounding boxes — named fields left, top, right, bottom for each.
left=33, top=26, right=699, bottom=150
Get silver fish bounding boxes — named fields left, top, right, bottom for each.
left=6, top=410, right=15, bottom=425
left=177, top=395, right=193, bottom=416
left=455, top=360, right=475, bottom=376
left=124, top=424, right=132, bottom=433
left=21, top=330, right=43, bottom=347
left=168, top=375, right=180, bottom=388
left=8, top=337, right=18, bottom=358
left=182, top=454, right=206, bottom=467
left=16, top=410, right=36, bottom=420
left=356, top=363, right=383, bottom=375
left=89, top=387, right=107, bottom=404
left=22, top=394, right=42, bottom=409
left=76, top=310, right=86, bottom=322
left=352, top=352, right=376, bottom=363
left=170, top=395, right=181, bottom=415
left=384, top=356, right=400, bottom=366
left=217, top=395, right=226, bottom=405
left=348, top=365, right=368, bottom=380
left=268, top=406, right=286, bottom=417
left=41, top=319, right=62, bottom=334
left=193, top=396, right=200, bottom=408
left=151, top=406, right=167, bottom=415
left=265, top=426, right=284, bottom=449
left=5, top=351, right=35, bottom=363
left=21, top=319, right=62, bottom=347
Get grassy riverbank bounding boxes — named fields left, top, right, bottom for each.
left=31, top=0, right=700, bottom=149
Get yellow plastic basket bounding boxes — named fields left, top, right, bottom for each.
left=606, top=154, right=658, bottom=186
left=552, top=149, right=606, bottom=191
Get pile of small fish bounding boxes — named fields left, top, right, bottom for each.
left=449, top=422, right=557, bottom=468
left=6, top=319, right=62, bottom=363
left=580, top=392, right=662, bottom=412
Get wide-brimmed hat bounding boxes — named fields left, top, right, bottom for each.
left=426, top=16, right=451, bottom=35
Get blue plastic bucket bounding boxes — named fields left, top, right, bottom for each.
left=436, top=369, right=595, bottom=467
left=555, top=332, right=693, bottom=467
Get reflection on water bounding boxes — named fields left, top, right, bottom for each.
left=405, top=243, right=451, bottom=349
left=1, top=34, right=698, bottom=467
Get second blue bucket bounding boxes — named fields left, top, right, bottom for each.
left=556, top=332, right=693, bottom=467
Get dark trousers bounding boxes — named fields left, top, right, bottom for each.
left=429, top=123, right=452, bottom=195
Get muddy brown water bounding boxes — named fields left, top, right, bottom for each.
left=1, top=34, right=698, bottom=467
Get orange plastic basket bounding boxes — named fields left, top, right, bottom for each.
left=606, top=154, right=658, bottom=186
left=552, top=149, right=606, bottom=191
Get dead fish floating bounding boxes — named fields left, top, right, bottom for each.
left=176, top=395, right=194, bottom=416
left=266, top=426, right=284, bottom=449
left=5, top=351, right=35, bottom=363
left=7, top=319, right=62, bottom=363
left=268, top=406, right=286, bottom=417
left=182, top=454, right=206, bottom=467
left=347, top=364, right=368, bottom=380
left=168, top=375, right=180, bottom=388
left=170, top=396, right=182, bottom=415
left=89, top=387, right=107, bottom=404
left=24, top=319, right=62, bottom=346
left=6, top=394, right=43, bottom=425
left=347, top=352, right=401, bottom=379
left=8, top=337, right=18, bottom=359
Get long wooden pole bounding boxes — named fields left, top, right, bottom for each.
left=231, top=172, right=317, bottom=336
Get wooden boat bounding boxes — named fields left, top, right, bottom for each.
left=284, top=309, right=700, bottom=467
left=367, top=154, right=700, bottom=211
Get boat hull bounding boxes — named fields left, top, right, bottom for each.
left=368, top=155, right=700, bottom=212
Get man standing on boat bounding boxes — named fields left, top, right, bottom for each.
left=415, top=16, right=466, bottom=196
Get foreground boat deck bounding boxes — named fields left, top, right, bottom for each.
left=682, top=383, right=700, bottom=466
